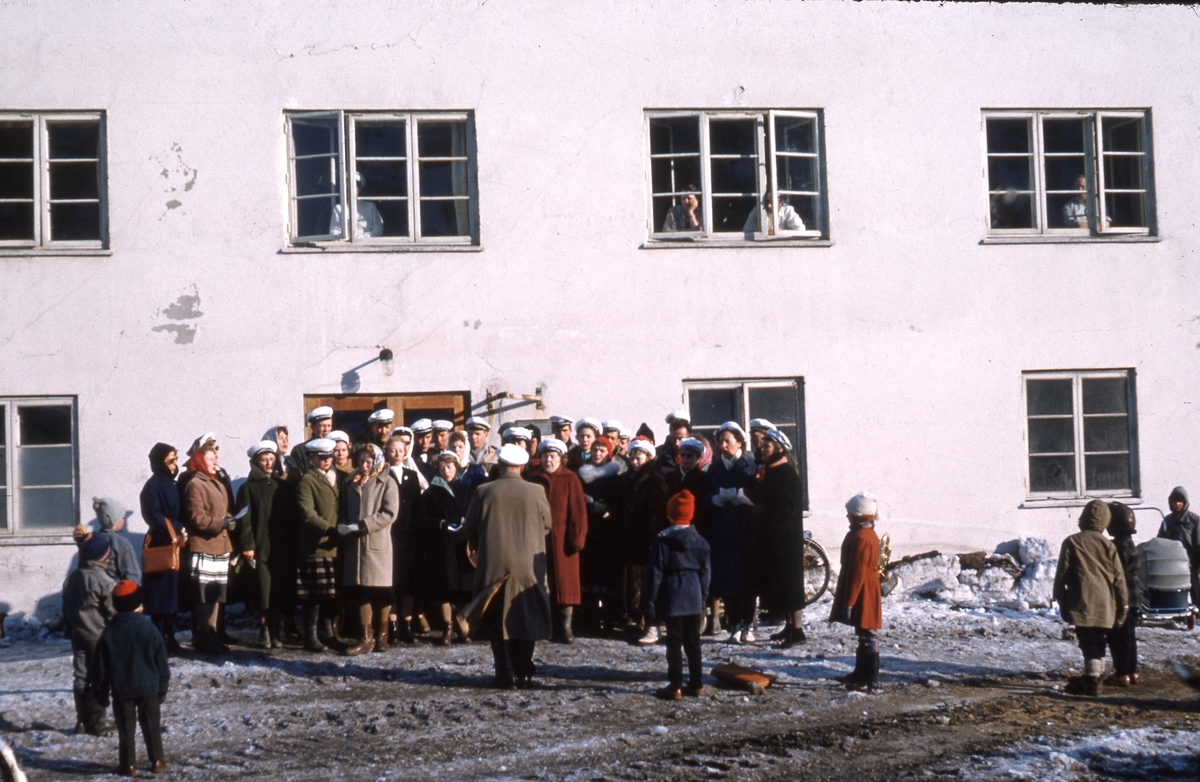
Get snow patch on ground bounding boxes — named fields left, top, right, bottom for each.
left=965, top=725, right=1200, bottom=780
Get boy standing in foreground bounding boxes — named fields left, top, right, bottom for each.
left=63, top=532, right=116, bottom=736
left=829, top=492, right=884, bottom=692
left=91, top=580, right=171, bottom=776
left=646, top=490, right=711, bottom=700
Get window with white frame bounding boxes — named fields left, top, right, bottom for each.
left=684, top=378, right=808, bottom=509
left=0, top=113, right=107, bottom=250
left=984, top=110, right=1153, bottom=237
left=0, top=398, right=79, bottom=534
left=286, top=111, right=478, bottom=246
left=646, top=110, right=826, bottom=242
left=1024, top=371, right=1137, bottom=499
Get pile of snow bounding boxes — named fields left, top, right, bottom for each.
left=888, top=537, right=1058, bottom=609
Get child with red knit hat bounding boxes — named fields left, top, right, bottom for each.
left=645, top=490, right=711, bottom=700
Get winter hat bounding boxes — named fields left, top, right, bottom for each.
left=112, top=580, right=142, bottom=613
left=1107, top=501, right=1137, bottom=537
left=1078, top=499, right=1112, bottom=532
left=79, top=533, right=111, bottom=562
left=593, top=435, right=614, bottom=453
left=92, top=497, right=125, bottom=530
left=845, top=491, right=879, bottom=518
left=677, top=437, right=705, bottom=455
left=498, top=443, right=529, bottom=466
left=667, top=491, right=695, bottom=525
left=635, top=423, right=656, bottom=444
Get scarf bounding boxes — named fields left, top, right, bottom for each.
left=432, top=476, right=454, bottom=497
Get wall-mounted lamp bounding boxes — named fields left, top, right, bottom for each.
left=379, top=348, right=395, bottom=377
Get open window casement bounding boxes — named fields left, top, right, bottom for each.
left=1096, top=112, right=1152, bottom=235
left=411, top=112, right=476, bottom=243
left=287, top=111, right=346, bottom=243
left=764, top=110, right=824, bottom=240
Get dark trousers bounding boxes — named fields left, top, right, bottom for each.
left=1106, top=614, right=1138, bottom=676
left=664, top=614, right=703, bottom=689
left=1076, top=626, right=1108, bottom=660
left=490, top=640, right=536, bottom=680
left=112, top=696, right=163, bottom=769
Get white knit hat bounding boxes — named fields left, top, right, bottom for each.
left=845, top=491, right=879, bottom=517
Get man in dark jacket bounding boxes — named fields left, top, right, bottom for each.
left=92, top=580, right=170, bottom=776
left=646, top=490, right=711, bottom=700
left=1159, top=486, right=1200, bottom=603
left=654, top=410, right=692, bottom=477
left=1106, top=502, right=1146, bottom=686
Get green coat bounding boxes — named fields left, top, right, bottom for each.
left=1053, top=501, right=1128, bottom=629
left=296, top=468, right=339, bottom=559
left=236, top=466, right=296, bottom=563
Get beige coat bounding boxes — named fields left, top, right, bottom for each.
left=342, top=469, right=400, bottom=587
left=464, top=471, right=554, bottom=640
left=184, top=471, right=232, bottom=556
left=1053, top=500, right=1129, bottom=629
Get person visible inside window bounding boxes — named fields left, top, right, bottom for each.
left=330, top=172, right=384, bottom=238
left=663, top=184, right=702, bottom=232
left=743, top=192, right=806, bottom=235
left=1062, top=176, right=1109, bottom=229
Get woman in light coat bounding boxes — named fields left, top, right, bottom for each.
left=340, top=443, right=400, bottom=655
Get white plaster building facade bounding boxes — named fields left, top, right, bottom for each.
left=1, top=0, right=1198, bottom=618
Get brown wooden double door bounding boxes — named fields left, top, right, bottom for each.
left=302, top=391, right=472, bottom=442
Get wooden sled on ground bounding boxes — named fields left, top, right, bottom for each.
left=711, top=663, right=777, bottom=696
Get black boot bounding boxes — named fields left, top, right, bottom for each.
left=778, top=625, right=807, bottom=649
left=304, top=604, right=328, bottom=653
left=836, top=649, right=864, bottom=686
left=388, top=620, right=399, bottom=645
left=866, top=652, right=881, bottom=692
left=85, top=691, right=115, bottom=736
left=400, top=619, right=416, bottom=645
left=216, top=604, right=239, bottom=646
left=318, top=602, right=342, bottom=651
left=283, top=609, right=302, bottom=642
left=73, top=691, right=89, bottom=734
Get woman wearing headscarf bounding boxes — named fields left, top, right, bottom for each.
left=748, top=428, right=807, bottom=649
left=417, top=451, right=474, bottom=646
left=140, top=443, right=184, bottom=653
left=329, top=431, right=355, bottom=484
left=385, top=432, right=425, bottom=644
left=529, top=438, right=589, bottom=642
left=703, top=422, right=759, bottom=644
left=624, top=438, right=669, bottom=645
left=236, top=440, right=297, bottom=649
left=339, top=443, right=400, bottom=655
left=181, top=441, right=236, bottom=654
left=578, top=435, right=630, bottom=633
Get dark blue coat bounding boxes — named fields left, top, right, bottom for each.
left=703, top=452, right=759, bottom=598
left=139, top=471, right=182, bottom=616
left=91, top=612, right=170, bottom=705
left=646, top=525, right=711, bottom=617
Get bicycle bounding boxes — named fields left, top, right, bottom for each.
left=802, top=530, right=832, bottom=607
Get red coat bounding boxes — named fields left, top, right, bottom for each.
left=529, top=468, right=589, bottom=606
left=829, top=526, right=882, bottom=631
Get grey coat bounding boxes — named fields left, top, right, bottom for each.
left=464, top=472, right=554, bottom=641
left=62, top=560, right=115, bottom=647
left=101, top=529, right=142, bottom=585
left=341, top=469, right=400, bottom=587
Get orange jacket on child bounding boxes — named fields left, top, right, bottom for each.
left=829, top=526, right=882, bottom=630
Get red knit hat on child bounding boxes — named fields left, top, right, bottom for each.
left=667, top=490, right=695, bottom=525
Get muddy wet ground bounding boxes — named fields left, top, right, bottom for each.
left=3, top=600, right=1198, bottom=781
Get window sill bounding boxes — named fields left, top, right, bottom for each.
left=641, top=238, right=833, bottom=250
left=0, top=248, right=112, bottom=258
left=981, top=235, right=1160, bottom=246
left=280, top=243, right=482, bottom=255
left=0, top=534, right=77, bottom=546
left=1020, top=496, right=1142, bottom=509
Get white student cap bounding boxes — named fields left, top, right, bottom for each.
left=305, top=438, right=336, bottom=457
left=497, top=443, right=530, bottom=466
left=327, top=430, right=350, bottom=444
left=464, top=416, right=491, bottom=431
left=432, top=419, right=454, bottom=432
left=390, top=426, right=414, bottom=439
left=764, top=428, right=793, bottom=452
left=628, top=438, right=655, bottom=456
left=539, top=438, right=568, bottom=455
left=411, top=419, right=434, bottom=434
left=186, top=432, right=216, bottom=456
left=716, top=421, right=748, bottom=441
left=748, top=418, right=775, bottom=432
left=666, top=409, right=691, bottom=425
left=678, top=437, right=705, bottom=455
left=247, top=440, right=278, bottom=458
left=307, top=406, right=334, bottom=423
left=602, top=420, right=627, bottom=436
left=367, top=409, right=395, bottom=424
left=549, top=415, right=573, bottom=427
left=574, top=417, right=602, bottom=435
left=502, top=426, right=533, bottom=442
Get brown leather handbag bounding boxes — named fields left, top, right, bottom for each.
left=142, top=519, right=182, bottom=575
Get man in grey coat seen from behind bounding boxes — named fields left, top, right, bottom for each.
left=463, top=443, right=554, bottom=689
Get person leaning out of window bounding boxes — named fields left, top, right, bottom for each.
left=743, top=192, right=805, bottom=236
left=662, top=184, right=702, bottom=232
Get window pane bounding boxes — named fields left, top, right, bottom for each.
left=649, top=117, right=700, bottom=155
left=1047, top=192, right=1088, bottom=229
left=988, top=157, right=1032, bottom=192
left=417, top=121, right=467, bottom=158
left=0, top=121, right=33, bottom=158
left=292, top=119, right=339, bottom=158
left=1102, top=117, right=1143, bottom=153
left=1082, top=378, right=1128, bottom=414
left=295, top=156, right=339, bottom=197
left=19, top=406, right=71, bottom=444
left=1105, top=193, right=1146, bottom=228
left=775, top=116, right=815, bottom=154
left=19, top=446, right=72, bottom=486
left=296, top=197, right=338, bottom=237
left=710, top=158, right=756, bottom=194
left=1042, top=119, right=1085, bottom=154
left=1028, top=418, right=1075, bottom=455
left=49, top=161, right=100, bottom=200
left=689, top=388, right=741, bottom=428
left=372, top=200, right=409, bottom=238
left=47, top=122, right=99, bottom=159
left=650, top=156, right=702, bottom=199
left=776, top=156, right=816, bottom=193
left=787, top=195, right=818, bottom=231
left=1103, top=154, right=1145, bottom=191
left=1029, top=455, right=1076, bottom=493
left=1026, top=379, right=1073, bottom=416
left=49, top=202, right=100, bottom=241
left=712, top=196, right=755, bottom=233
left=419, top=200, right=469, bottom=237
left=418, top=160, right=468, bottom=198
left=1043, top=156, right=1085, bottom=192
left=355, top=160, right=406, bottom=198
left=1084, top=417, right=1129, bottom=452
left=1085, top=454, right=1130, bottom=492
left=990, top=193, right=1033, bottom=229
left=355, top=122, right=405, bottom=158
left=709, top=120, right=756, bottom=155
left=747, top=386, right=797, bottom=426
left=0, top=203, right=34, bottom=241
left=19, top=486, right=73, bottom=529
left=986, top=119, right=1030, bottom=154
left=0, top=161, right=34, bottom=199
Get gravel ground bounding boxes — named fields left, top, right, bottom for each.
left=2, top=596, right=1199, bottom=781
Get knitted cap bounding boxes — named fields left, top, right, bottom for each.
left=112, top=579, right=142, bottom=612
left=667, top=490, right=695, bottom=524
left=79, top=533, right=111, bottom=562
left=92, top=497, right=125, bottom=530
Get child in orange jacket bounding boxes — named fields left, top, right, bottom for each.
left=829, top=491, right=883, bottom=691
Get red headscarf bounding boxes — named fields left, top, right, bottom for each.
left=186, top=444, right=216, bottom=477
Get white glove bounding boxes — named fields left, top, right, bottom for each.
left=337, top=523, right=364, bottom=536
left=711, top=494, right=726, bottom=508
left=734, top=489, right=754, bottom=507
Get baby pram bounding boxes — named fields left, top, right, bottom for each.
left=1137, top=536, right=1196, bottom=631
